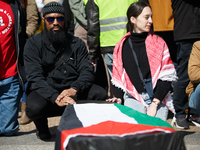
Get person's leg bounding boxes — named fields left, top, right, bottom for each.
left=78, top=84, right=108, bottom=101
left=173, top=41, right=193, bottom=116
left=189, top=84, right=200, bottom=116
left=187, top=84, right=200, bottom=127
left=155, top=104, right=169, bottom=121
left=124, top=93, right=146, bottom=114
left=26, top=91, right=51, bottom=139
left=26, top=91, right=65, bottom=139
left=21, top=82, right=28, bottom=103
left=173, top=40, right=196, bottom=129
left=34, top=117, right=51, bottom=140
left=0, top=75, right=21, bottom=136
left=103, top=52, right=113, bottom=77
left=19, top=82, right=30, bottom=124
left=26, top=91, right=48, bottom=120
left=94, top=54, right=108, bottom=94
left=103, top=52, right=114, bottom=97
left=139, top=92, right=168, bottom=121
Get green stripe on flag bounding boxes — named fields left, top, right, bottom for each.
left=114, top=103, right=173, bottom=128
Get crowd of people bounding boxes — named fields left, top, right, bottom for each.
left=0, top=0, right=200, bottom=140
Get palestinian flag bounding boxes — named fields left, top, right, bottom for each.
left=56, top=103, right=177, bottom=150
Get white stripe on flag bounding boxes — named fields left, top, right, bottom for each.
left=74, top=103, right=138, bottom=127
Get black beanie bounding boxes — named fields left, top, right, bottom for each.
left=42, top=2, right=65, bottom=17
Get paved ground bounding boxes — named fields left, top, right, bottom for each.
left=0, top=110, right=200, bottom=150
left=0, top=116, right=59, bottom=150
left=167, top=112, right=200, bottom=150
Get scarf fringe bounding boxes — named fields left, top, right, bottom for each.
left=111, top=79, right=126, bottom=93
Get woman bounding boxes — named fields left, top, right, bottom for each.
left=107, top=2, right=177, bottom=121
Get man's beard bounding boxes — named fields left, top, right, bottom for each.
left=45, top=23, right=67, bottom=44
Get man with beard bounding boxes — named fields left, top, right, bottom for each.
left=23, top=2, right=107, bottom=140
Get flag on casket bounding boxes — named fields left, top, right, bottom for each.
left=59, top=103, right=176, bottom=150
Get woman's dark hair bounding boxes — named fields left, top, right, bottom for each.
left=126, top=2, right=152, bottom=33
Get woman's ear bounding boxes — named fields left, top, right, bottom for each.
left=130, top=16, right=136, bottom=24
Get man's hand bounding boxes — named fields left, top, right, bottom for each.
left=56, top=88, right=77, bottom=101
left=106, top=97, right=122, bottom=104
left=147, top=98, right=160, bottom=117
left=55, top=88, right=77, bottom=107
left=55, top=96, right=76, bottom=107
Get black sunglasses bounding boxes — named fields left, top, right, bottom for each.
left=45, top=16, right=64, bottom=23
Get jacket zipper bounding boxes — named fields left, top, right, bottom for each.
left=16, top=10, right=24, bottom=91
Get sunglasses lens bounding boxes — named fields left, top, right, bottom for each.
left=46, top=17, right=55, bottom=22
left=46, top=17, right=64, bottom=22
left=57, top=17, right=64, bottom=22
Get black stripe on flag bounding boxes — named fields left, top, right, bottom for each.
left=55, top=104, right=83, bottom=150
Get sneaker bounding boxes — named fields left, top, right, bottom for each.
left=175, top=117, right=189, bottom=129
left=188, top=115, right=200, bottom=127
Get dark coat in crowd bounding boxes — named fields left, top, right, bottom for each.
left=24, top=30, right=95, bottom=103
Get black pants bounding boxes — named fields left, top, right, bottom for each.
left=173, top=40, right=198, bottom=118
left=26, top=84, right=107, bottom=132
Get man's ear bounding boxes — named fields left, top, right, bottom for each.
left=130, top=16, right=136, bottom=24
left=42, top=17, right=45, bottom=23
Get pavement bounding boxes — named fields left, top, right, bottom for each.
left=0, top=116, right=59, bottom=150
left=0, top=110, right=200, bottom=150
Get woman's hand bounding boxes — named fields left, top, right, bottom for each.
left=147, top=98, right=160, bottom=117
left=106, top=97, right=122, bottom=104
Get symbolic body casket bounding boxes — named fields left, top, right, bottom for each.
left=55, top=103, right=185, bottom=150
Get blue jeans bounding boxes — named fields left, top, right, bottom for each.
left=21, top=82, right=28, bottom=103
left=0, top=75, right=21, bottom=135
left=103, top=52, right=113, bottom=77
left=124, top=92, right=168, bottom=121
left=189, top=83, right=200, bottom=116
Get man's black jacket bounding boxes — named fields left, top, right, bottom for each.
left=171, top=0, right=200, bottom=41
left=24, top=30, right=95, bottom=104
left=9, top=0, right=26, bottom=89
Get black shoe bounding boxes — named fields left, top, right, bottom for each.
left=175, top=117, right=189, bottom=129
left=188, top=115, right=200, bottom=127
left=36, top=130, right=51, bottom=140
left=34, top=117, right=51, bottom=140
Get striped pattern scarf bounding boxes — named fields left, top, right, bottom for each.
left=112, top=32, right=177, bottom=113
